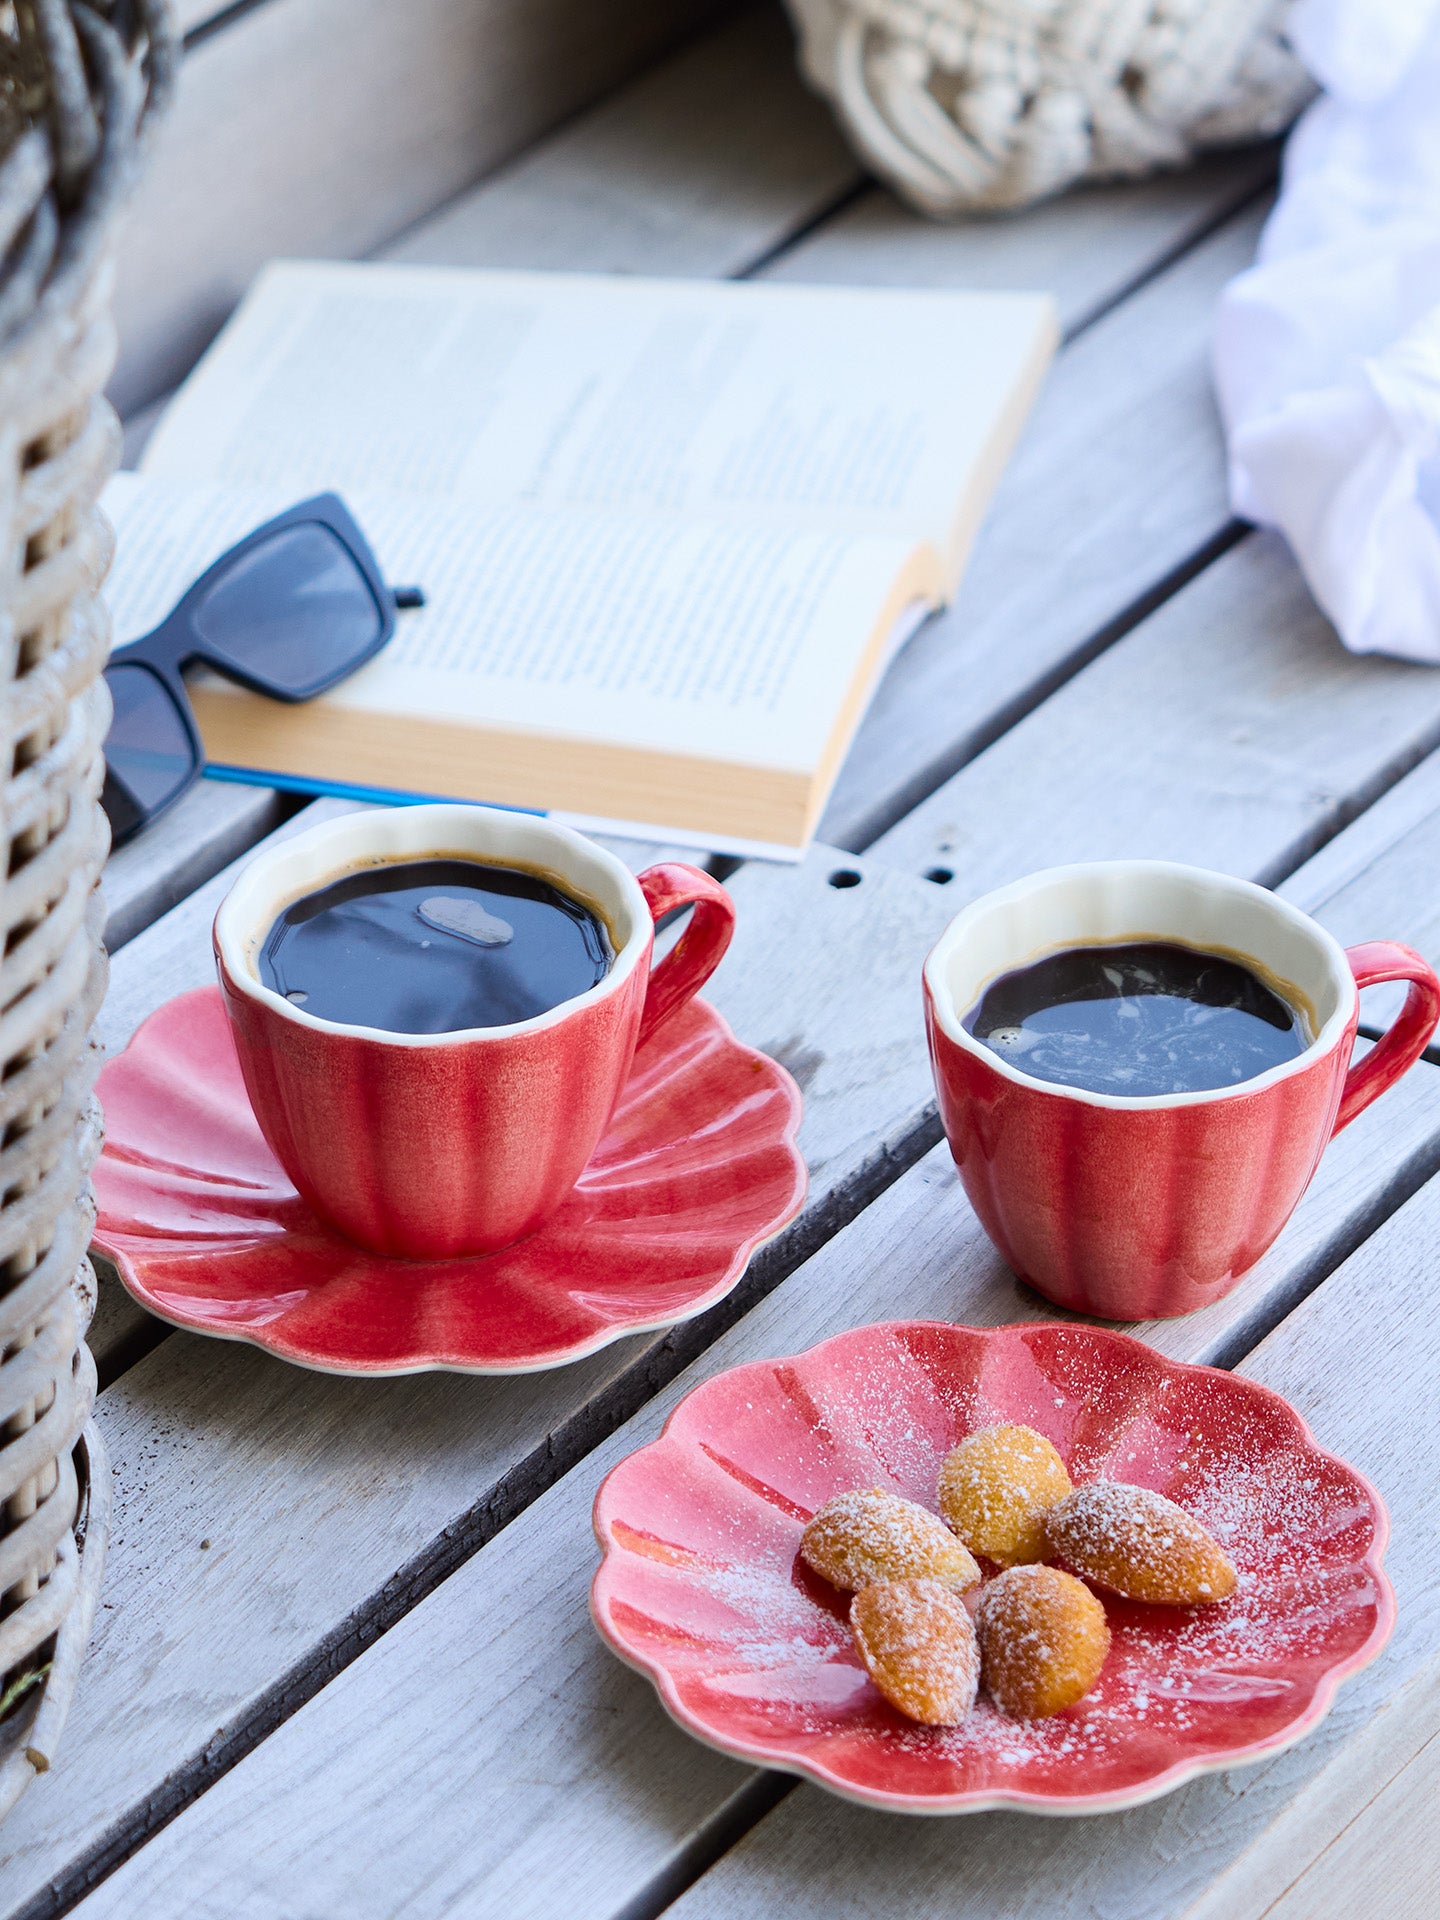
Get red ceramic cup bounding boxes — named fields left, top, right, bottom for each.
left=214, top=805, right=734, bottom=1259
left=923, top=860, right=1440, bottom=1321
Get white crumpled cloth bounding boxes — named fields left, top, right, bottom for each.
left=1214, top=0, right=1440, bottom=663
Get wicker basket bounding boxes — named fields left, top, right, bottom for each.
left=0, top=0, right=174, bottom=1816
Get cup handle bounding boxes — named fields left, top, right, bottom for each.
left=1334, top=942, right=1440, bottom=1133
left=635, top=863, right=736, bottom=1048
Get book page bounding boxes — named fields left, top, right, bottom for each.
left=101, top=474, right=932, bottom=776
left=139, top=261, right=1055, bottom=558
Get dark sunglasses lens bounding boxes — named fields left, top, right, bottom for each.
left=191, top=523, right=384, bottom=693
left=103, top=662, right=197, bottom=833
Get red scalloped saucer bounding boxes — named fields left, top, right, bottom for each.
left=592, top=1320, right=1394, bottom=1815
left=93, top=987, right=806, bottom=1375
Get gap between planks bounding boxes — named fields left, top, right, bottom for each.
left=96, top=28, right=1285, bottom=1372
left=70, top=314, right=1440, bottom=1920
left=54, top=1074, right=1440, bottom=1920
left=59, top=22, right=1420, bottom=1912
left=21, top=773, right=1440, bottom=1918
left=70, top=228, right=1440, bottom=1920
left=105, top=156, right=1275, bottom=958
left=634, top=1177, right=1440, bottom=1920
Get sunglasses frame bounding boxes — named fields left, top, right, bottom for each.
left=103, top=492, right=400, bottom=845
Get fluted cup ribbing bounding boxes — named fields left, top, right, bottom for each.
left=924, top=862, right=1440, bottom=1320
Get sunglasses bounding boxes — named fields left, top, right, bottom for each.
left=102, top=492, right=423, bottom=846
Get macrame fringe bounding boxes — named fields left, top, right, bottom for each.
left=785, top=0, right=1314, bottom=214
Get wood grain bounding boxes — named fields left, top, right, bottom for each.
left=101, top=24, right=1275, bottom=961
left=868, top=532, right=1440, bottom=895
left=1182, top=1652, right=1440, bottom=1920
left=385, top=5, right=857, bottom=280
left=1280, top=748, right=1440, bottom=1034
left=41, top=786, right=1440, bottom=1915
left=820, top=203, right=1263, bottom=851
left=762, top=145, right=1274, bottom=320
left=102, top=779, right=287, bottom=954
left=108, top=0, right=733, bottom=413
left=621, top=1174, right=1440, bottom=1920
left=55, top=1089, right=1440, bottom=1920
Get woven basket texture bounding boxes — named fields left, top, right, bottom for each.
left=785, top=0, right=1315, bottom=214
left=0, top=0, right=174, bottom=1814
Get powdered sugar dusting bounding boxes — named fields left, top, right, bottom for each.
left=602, top=1325, right=1388, bottom=1797
left=1046, top=1481, right=1237, bottom=1604
left=939, top=1424, right=1072, bottom=1565
left=851, top=1579, right=981, bottom=1724
left=977, top=1564, right=1109, bottom=1717
left=801, top=1487, right=979, bottom=1591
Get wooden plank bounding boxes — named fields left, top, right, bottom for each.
left=102, top=779, right=287, bottom=954
left=867, top=532, right=1440, bottom=893
left=763, top=143, right=1273, bottom=326
left=103, top=188, right=1268, bottom=958
left=109, top=0, right=732, bottom=413
left=1279, top=748, right=1440, bottom=1035
left=1281, top=745, right=1440, bottom=927
left=818, top=203, right=1262, bottom=851
left=80, top=811, right=941, bottom=1454
left=59, top=742, right=1440, bottom=1906
left=115, top=9, right=852, bottom=456
left=618, top=1173, right=1440, bottom=1920
left=98, top=796, right=361, bottom=1058
left=1238, top=1739, right=1440, bottom=1920
left=89, top=798, right=367, bottom=1385
left=55, top=1075, right=1440, bottom=1920
left=1181, top=1652, right=1440, bottom=1920
left=174, top=0, right=230, bottom=35
left=384, top=97, right=1273, bottom=867
left=103, top=31, right=1273, bottom=957
left=386, top=5, right=857, bottom=279
left=103, top=7, right=849, bottom=955
left=26, top=773, right=1433, bottom=1912
left=0, top=820, right=951, bottom=1912
left=57, top=511, right=1440, bottom=1909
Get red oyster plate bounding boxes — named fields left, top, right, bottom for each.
left=93, top=987, right=806, bottom=1376
left=591, top=1319, right=1393, bottom=1816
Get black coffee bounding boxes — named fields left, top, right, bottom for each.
left=260, top=857, right=613, bottom=1033
left=965, top=940, right=1308, bottom=1096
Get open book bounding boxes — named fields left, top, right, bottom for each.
left=104, top=261, right=1057, bottom=858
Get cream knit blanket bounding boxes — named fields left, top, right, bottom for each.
left=786, top=0, right=1313, bottom=212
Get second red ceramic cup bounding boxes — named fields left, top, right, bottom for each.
left=924, top=860, right=1440, bottom=1320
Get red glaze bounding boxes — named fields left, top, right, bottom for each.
left=1335, top=941, right=1440, bottom=1129
left=925, top=877, right=1440, bottom=1322
left=92, top=985, right=805, bottom=1375
left=591, top=1319, right=1394, bottom=1816
left=216, top=859, right=734, bottom=1260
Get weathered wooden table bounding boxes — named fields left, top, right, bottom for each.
left=4, top=7, right=1438, bottom=1915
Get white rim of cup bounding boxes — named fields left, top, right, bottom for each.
left=923, top=860, right=1359, bottom=1111
left=213, top=804, right=655, bottom=1048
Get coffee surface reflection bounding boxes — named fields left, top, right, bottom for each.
left=260, top=857, right=612, bottom=1033
left=965, top=939, right=1308, bottom=1096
